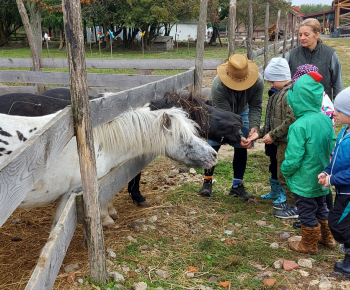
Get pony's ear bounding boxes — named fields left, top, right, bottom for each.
left=162, top=112, right=171, bottom=129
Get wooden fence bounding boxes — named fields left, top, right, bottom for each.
left=0, top=38, right=293, bottom=289
left=0, top=67, right=195, bottom=289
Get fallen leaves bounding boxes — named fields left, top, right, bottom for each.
left=187, top=266, right=198, bottom=273
left=223, top=238, right=238, bottom=246
left=219, top=281, right=230, bottom=287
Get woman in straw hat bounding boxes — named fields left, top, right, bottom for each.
left=199, top=54, right=263, bottom=199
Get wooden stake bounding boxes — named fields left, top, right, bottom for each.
left=283, top=11, right=288, bottom=58
left=228, top=0, right=237, bottom=57
left=264, top=2, right=270, bottom=70
left=274, top=10, right=281, bottom=56
left=247, top=1, right=253, bottom=60
left=194, top=0, right=208, bottom=97
left=62, top=0, right=108, bottom=285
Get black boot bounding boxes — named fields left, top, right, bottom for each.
left=334, top=254, right=350, bottom=277
left=229, top=183, right=254, bottom=200
left=199, top=179, right=212, bottom=197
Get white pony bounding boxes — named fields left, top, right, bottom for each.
left=0, top=107, right=217, bottom=228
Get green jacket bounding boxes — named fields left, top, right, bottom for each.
left=210, top=74, right=264, bottom=131
left=258, top=82, right=296, bottom=144
left=281, top=73, right=336, bottom=198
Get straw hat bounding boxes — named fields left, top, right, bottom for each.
left=217, top=54, right=259, bottom=91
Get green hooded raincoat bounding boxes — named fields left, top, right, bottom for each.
left=281, top=73, right=336, bottom=198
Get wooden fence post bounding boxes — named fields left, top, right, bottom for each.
left=62, top=0, right=108, bottom=285
left=194, top=0, right=208, bottom=97
left=274, top=9, right=281, bottom=56
left=228, top=0, right=237, bottom=58
left=264, top=2, right=270, bottom=70
left=283, top=11, right=288, bottom=57
left=247, top=1, right=253, bottom=60
left=291, top=13, right=295, bottom=49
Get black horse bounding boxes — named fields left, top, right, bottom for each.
left=128, top=92, right=243, bottom=206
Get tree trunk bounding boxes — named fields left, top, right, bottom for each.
left=62, top=0, right=108, bottom=285
left=25, top=0, right=42, bottom=59
left=123, top=27, right=128, bottom=48
left=228, top=0, right=237, bottom=57
left=208, top=26, right=218, bottom=45
left=0, top=19, right=8, bottom=47
left=16, top=0, right=44, bottom=93
left=58, top=28, right=65, bottom=51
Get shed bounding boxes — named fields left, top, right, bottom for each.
left=150, top=36, right=174, bottom=51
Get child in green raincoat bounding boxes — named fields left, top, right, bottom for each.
left=281, top=71, right=336, bottom=255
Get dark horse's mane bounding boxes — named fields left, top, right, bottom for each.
left=150, top=92, right=212, bottom=138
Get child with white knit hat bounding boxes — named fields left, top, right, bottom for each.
left=249, top=57, right=296, bottom=217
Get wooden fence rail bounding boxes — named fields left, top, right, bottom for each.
left=0, top=38, right=293, bottom=96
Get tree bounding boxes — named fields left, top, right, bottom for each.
left=208, top=0, right=291, bottom=44
left=299, top=4, right=332, bottom=15
left=0, top=0, right=22, bottom=46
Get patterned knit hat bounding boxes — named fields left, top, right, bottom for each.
left=291, top=64, right=319, bottom=85
left=334, top=86, right=350, bottom=117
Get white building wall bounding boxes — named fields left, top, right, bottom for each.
left=86, top=22, right=206, bottom=42
left=168, top=23, right=202, bottom=41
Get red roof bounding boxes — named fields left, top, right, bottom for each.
left=291, top=6, right=306, bottom=17
left=302, top=10, right=334, bottom=17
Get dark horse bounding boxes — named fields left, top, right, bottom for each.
left=128, top=92, right=243, bottom=206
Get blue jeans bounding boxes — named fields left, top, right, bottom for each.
left=207, top=108, right=253, bottom=148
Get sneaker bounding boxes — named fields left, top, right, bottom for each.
left=273, top=201, right=289, bottom=210
left=274, top=206, right=298, bottom=219
left=199, top=180, right=212, bottom=197
left=229, top=183, right=254, bottom=200
left=293, top=221, right=301, bottom=229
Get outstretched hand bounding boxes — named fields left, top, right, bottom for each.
left=262, top=134, right=273, bottom=144
left=318, top=172, right=329, bottom=187
left=240, top=137, right=252, bottom=149
left=248, top=132, right=259, bottom=142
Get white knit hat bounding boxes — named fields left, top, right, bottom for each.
left=264, top=57, right=291, bottom=81
left=334, top=86, right=350, bottom=117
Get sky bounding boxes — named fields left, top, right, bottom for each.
left=291, top=0, right=333, bottom=6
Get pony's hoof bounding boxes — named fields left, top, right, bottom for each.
left=102, top=216, right=115, bottom=228
left=137, top=201, right=151, bottom=207
left=109, top=212, right=118, bottom=220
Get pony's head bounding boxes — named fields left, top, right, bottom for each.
left=149, top=92, right=243, bottom=146
left=159, top=108, right=217, bottom=169
left=93, top=107, right=217, bottom=169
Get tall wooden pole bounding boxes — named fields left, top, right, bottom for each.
left=291, top=14, right=295, bottom=49
left=194, top=0, right=208, bottom=97
left=62, top=0, right=108, bottom=284
left=228, top=0, right=237, bottom=58
left=247, top=1, right=253, bottom=60
left=283, top=11, right=288, bottom=57
left=274, top=9, right=281, bottom=56
left=264, top=2, right=270, bottom=70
